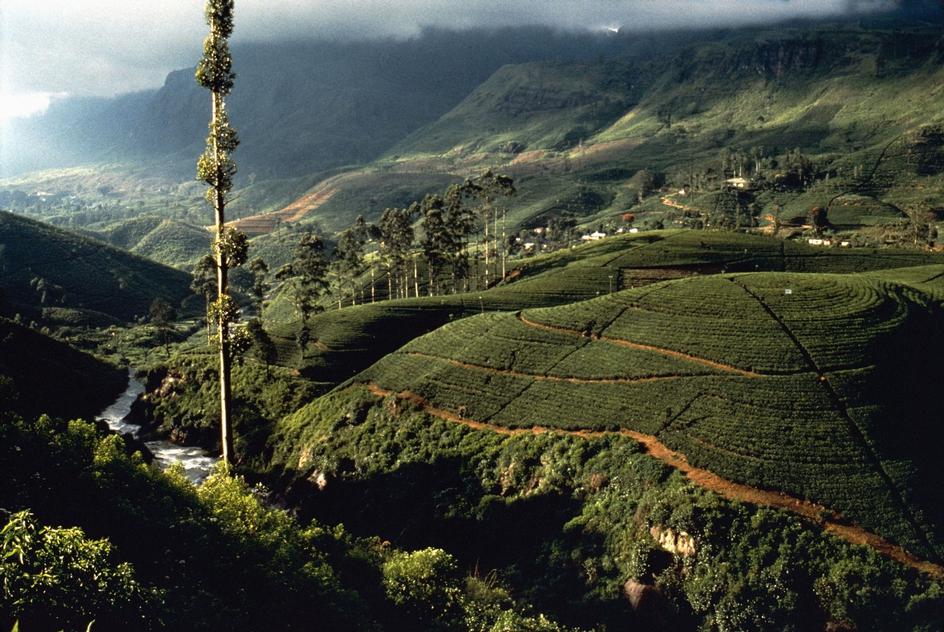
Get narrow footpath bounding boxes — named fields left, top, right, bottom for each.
left=365, top=383, right=944, bottom=578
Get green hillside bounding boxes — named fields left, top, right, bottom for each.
left=265, top=230, right=943, bottom=384
left=394, top=60, right=649, bottom=157
left=0, top=211, right=192, bottom=324
left=271, top=24, right=944, bottom=238
left=0, top=317, right=125, bottom=419
left=90, top=215, right=211, bottom=268
left=358, top=271, right=944, bottom=562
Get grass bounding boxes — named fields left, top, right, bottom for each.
left=358, top=271, right=944, bottom=562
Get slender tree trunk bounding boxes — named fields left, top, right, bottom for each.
left=493, top=207, right=499, bottom=282
left=501, top=208, right=507, bottom=280
left=211, top=91, right=235, bottom=467
left=483, top=209, right=490, bottom=288
left=371, top=266, right=376, bottom=303
left=414, top=256, right=420, bottom=297
left=387, top=269, right=392, bottom=301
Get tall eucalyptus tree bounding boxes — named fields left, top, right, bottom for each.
left=195, top=0, right=248, bottom=466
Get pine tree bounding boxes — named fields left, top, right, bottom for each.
left=195, top=0, right=248, bottom=467
left=378, top=207, right=415, bottom=300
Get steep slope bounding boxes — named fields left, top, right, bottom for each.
left=358, top=272, right=944, bottom=563
left=0, top=317, right=125, bottom=419
left=266, top=22, right=944, bottom=235
left=0, top=211, right=192, bottom=324
left=0, top=28, right=662, bottom=181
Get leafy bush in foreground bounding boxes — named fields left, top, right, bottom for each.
left=0, top=411, right=583, bottom=631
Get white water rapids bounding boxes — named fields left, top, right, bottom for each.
left=96, top=370, right=217, bottom=484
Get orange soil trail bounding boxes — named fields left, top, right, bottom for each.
left=660, top=195, right=704, bottom=214
left=402, top=351, right=717, bottom=384
left=516, top=312, right=762, bottom=378
left=365, top=383, right=944, bottom=578
left=228, top=172, right=362, bottom=235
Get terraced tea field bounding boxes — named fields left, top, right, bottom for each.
left=359, top=271, right=944, bottom=565
left=268, top=231, right=943, bottom=385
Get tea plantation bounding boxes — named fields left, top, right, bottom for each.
left=267, top=230, right=943, bottom=385
left=358, top=271, right=944, bottom=563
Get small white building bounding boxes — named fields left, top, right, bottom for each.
left=725, top=177, right=751, bottom=190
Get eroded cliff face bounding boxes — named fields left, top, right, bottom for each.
left=649, top=524, right=697, bottom=557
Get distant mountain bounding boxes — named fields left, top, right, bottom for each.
left=0, top=211, right=193, bottom=325
left=0, top=28, right=686, bottom=181
left=274, top=21, right=944, bottom=235
left=3, top=14, right=943, bottom=249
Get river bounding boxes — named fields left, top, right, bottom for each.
left=96, top=370, right=217, bottom=484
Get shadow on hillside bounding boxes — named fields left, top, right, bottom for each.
left=280, top=456, right=674, bottom=630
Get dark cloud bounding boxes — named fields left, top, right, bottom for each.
left=1, top=0, right=897, bottom=107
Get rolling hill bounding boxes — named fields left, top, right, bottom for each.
left=263, top=230, right=943, bottom=385
left=0, top=211, right=193, bottom=325
left=94, top=216, right=212, bottom=268
left=355, top=270, right=944, bottom=564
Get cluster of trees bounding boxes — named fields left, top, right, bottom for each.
left=0, top=411, right=582, bottom=631
left=271, top=171, right=516, bottom=323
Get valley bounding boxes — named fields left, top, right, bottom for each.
left=2, top=4, right=944, bottom=632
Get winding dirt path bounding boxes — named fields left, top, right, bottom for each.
left=365, top=383, right=944, bottom=578
left=516, top=312, right=763, bottom=378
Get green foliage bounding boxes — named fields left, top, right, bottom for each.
left=382, top=548, right=464, bottom=628
left=0, top=414, right=379, bottom=631
left=135, top=357, right=328, bottom=463
left=360, top=271, right=944, bottom=560
left=0, top=212, right=191, bottom=325
left=1, top=511, right=152, bottom=630
left=214, top=226, right=249, bottom=269
left=277, top=229, right=330, bottom=322
left=195, top=0, right=235, bottom=95
left=271, top=386, right=944, bottom=632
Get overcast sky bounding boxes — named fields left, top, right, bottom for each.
left=0, top=0, right=895, bottom=119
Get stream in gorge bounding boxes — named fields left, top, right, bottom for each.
left=96, top=370, right=217, bottom=483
